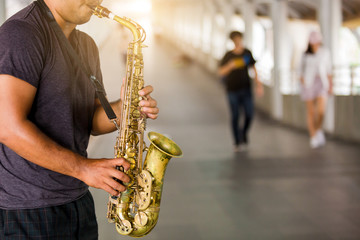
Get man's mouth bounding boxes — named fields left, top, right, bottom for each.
left=88, top=5, right=97, bottom=11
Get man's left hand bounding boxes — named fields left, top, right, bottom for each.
left=255, top=82, right=264, bottom=98
left=139, top=85, right=159, bottom=119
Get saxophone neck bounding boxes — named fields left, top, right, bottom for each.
left=92, top=5, right=145, bottom=43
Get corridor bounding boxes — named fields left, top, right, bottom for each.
left=1, top=0, right=360, bottom=239
left=87, top=31, right=360, bottom=240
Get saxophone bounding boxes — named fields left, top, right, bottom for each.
left=92, top=6, right=182, bottom=238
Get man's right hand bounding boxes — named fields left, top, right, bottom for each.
left=218, top=60, right=237, bottom=77
left=77, top=158, right=131, bottom=196
left=300, top=77, right=305, bottom=85
left=0, top=74, right=131, bottom=197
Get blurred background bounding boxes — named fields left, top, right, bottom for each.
left=2, top=0, right=360, bottom=239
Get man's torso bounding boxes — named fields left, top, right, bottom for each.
left=0, top=2, right=102, bottom=209
left=220, top=49, right=256, bottom=92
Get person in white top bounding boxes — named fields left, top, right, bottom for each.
left=300, top=31, right=333, bottom=148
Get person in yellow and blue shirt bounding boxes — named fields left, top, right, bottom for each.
left=218, top=31, right=263, bottom=152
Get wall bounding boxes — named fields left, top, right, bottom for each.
left=256, top=86, right=360, bottom=143
left=334, top=96, right=360, bottom=142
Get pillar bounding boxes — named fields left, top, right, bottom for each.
left=318, top=0, right=342, bottom=132
left=218, top=2, right=234, bottom=59
left=271, top=0, right=288, bottom=120
left=242, top=0, right=256, bottom=51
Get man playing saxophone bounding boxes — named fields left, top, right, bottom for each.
left=0, top=0, right=159, bottom=239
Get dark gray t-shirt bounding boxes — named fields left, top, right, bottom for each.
left=0, top=2, right=102, bottom=209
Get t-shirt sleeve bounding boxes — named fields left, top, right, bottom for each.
left=86, top=34, right=104, bottom=97
left=78, top=31, right=103, bottom=89
left=0, top=20, right=44, bottom=88
left=94, top=45, right=103, bottom=87
left=245, top=50, right=256, bottom=66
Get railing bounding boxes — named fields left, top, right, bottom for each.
left=255, top=62, right=273, bottom=87
left=256, top=64, right=360, bottom=96
left=333, top=65, right=360, bottom=96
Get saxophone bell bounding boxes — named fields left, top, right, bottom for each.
left=115, top=132, right=182, bottom=237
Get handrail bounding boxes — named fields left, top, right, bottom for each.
left=256, top=64, right=360, bottom=96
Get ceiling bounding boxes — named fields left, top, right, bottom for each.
left=254, top=0, right=360, bottom=22
left=7, top=0, right=360, bottom=24
left=341, top=0, right=360, bottom=21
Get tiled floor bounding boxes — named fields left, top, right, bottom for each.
left=87, top=31, right=360, bottom=240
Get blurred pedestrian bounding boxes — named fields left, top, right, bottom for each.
left=300, top=31, right=333, bottom=148
left=218, top=31, right=263, bottom=152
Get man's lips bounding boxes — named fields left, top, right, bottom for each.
left=88, top=4, right=98, bottom=11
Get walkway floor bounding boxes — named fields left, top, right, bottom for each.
left=87, top=30, right=360, bottom=240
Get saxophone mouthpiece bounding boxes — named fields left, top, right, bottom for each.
left=92, top=5, right=111, bottom=18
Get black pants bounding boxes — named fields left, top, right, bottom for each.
left=227, top=89, right=254, bottom=145
left=0, top=191, right=98, bottom=240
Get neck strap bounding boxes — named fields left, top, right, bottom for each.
left=36, top=0, right=118, bottom=122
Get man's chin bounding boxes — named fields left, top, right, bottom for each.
left=76, top=14, right=93, bottom=25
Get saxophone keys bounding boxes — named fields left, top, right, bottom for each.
left=134, top=212, right=148, bottom=227
left=126, top=147, right=136, bottom=158
left=135, top=192, right=146, bottom=208
left=132, top=109, right=141, bottom=118
left=136, top=170, right=152, bottom=210
left=126, top=157, right=136, bottom=170
left=116, top=220, right=133, bottom=235
left=106, top=202, right=115, bottom=223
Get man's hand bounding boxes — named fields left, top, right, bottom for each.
left=92, top=83, right=159, bottom=135
left=255, top=83, right=264, bottom=98
left=139, top=85, right=159, bottom=119
left=218, top=60, right=237, bottom=77
left=328, top=75, right=333, bottom=95
left=300, top=77, right=305, bottom=86
left=227, top=60, right=237, bottom=70
left=0, top=74, right=130, bottom=197
left=78, top=158, right=131, bottom=196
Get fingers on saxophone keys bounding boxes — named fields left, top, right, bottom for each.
left=110, top=179, right=127, bottom=193
left=103, top=184, right=120, bottom=197
left=106, top=169, right=130, bottom=195
left=139, top=85, right=153, bottom=96
left=112, top=158, right=130, bottom=170
left=112, top=169, right=130, bottom=183
left=141, top=106, right=159, bottom=114
left=142, top=109, right=159, bottom=120
left=146, top=113, right=158, bottom=120
left=140, top=98, right=157, bottom=108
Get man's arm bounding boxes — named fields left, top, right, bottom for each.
left=327, top=74, right=333, bottom=94
left=91, top=85, right=159, bottom=135
left=251, top=66, right=264, bottom=97
left=0, top=74, right=130, bottom=196
left=218, top=60, right=236, bottom=77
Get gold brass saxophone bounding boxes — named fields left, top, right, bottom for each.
left=92, top=6, right=182, bottom=238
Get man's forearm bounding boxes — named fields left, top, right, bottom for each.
left=0, top=113, right=131, bottom=196
left=0, top=119, right=84, bottom=179
left=92, top=99, right=121, bottom=135
left=218, top=64, right=233, bottom=77
left=252, top=66, right=261, bottom=85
